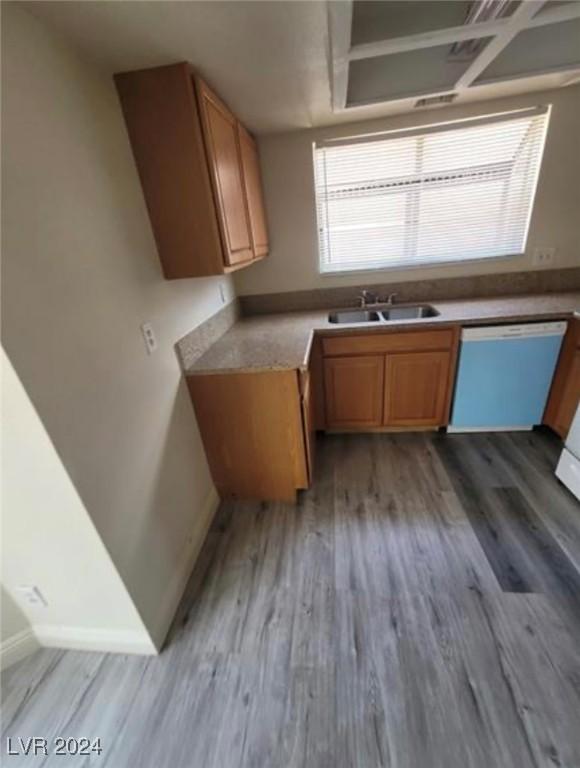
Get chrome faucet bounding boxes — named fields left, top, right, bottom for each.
left=385, top=292, right=398, bottom=305
left=358, top=289, right=378, bottom=308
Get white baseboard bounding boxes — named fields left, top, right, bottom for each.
left=150, top=485, right=220, bottom=649
left=32, top=624, right=157, bottom=655
left=3, top=488, right=220, bottom=661
left=0, top=628, right=40, bottom=670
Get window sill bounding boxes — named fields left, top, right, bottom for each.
left=318, top=251, right=526, bottom=278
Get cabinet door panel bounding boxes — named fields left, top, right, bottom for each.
left=324, top=356, right=384, bottom=428
left=544, top=319, right=580, bottom=438
left=188, top=370, right=306, bottom=501
left=238, top=123, right=269, bottom=259
left=545, top=349, right=580, bottom=438
left=300, top=371, right=315, bottom=487
left=197, top=81, right=253, bottom=266
left=114, top=64, right=224, bottom=278
left=384, top=351, right=451, bottom=427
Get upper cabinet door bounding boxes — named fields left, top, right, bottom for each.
left=115, top=63, right=225, bottom=279
left=238, top=123, right=269, bottom=259
left=196, top=80, right=253, bottom=267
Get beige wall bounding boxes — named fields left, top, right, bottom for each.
left=1, top=588, right=30, bottom=643
left=1, top=4, right=230, bottom=645
left=1, top=351, right=155, bottom=654
left=235, top=85, right=580, bottom=296
left=0, top=587, right=37, bottom=669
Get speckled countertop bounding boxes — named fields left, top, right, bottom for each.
left=185, top=292, right=580, bottom=376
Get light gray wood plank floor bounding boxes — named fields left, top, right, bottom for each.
left=2, top=430, right=580, bottom=767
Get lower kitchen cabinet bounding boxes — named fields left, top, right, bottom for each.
left=300, top=370, right=316, bottom=481
left=324, top=355, right=384, bottom=428
left=187, top=327, right=460, bottom=501
left=187, top=369, right=309, bottom=502
left=384, top=350, right=452, bottom=427
left=544, top=318, right=580, bottom=438
left=321, top=327, right=459, bottom=430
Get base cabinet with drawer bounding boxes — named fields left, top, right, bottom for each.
left=321, top=327, right=460, bottom=430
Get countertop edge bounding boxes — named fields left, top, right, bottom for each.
left=184, top=302, right=578, bottom=377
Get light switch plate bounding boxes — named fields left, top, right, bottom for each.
left=141, top=322, right=157, bottom=354
left=532, top=246, right=556, bottom=267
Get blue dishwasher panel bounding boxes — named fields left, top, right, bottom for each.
left=450, top=323, right=566, bottom=430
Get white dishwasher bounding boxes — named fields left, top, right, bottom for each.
left=449, top=322, right=566, bottom=432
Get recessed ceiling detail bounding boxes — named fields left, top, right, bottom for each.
left=330, top=0, right=580, bottom=111
left=21, top=0, right=580, bottom=133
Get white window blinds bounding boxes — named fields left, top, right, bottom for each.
left=314, top=107, right=549, bottom=274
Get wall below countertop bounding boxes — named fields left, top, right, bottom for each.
left=235, top=85, right=580, bottom=297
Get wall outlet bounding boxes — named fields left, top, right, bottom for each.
left=532, top=246, right=556, bottom=267
left=140, top=322, right=157, bottom=355
left=17, top=585, right=48, bottom=607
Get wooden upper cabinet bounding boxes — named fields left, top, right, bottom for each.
left=237, top=123, right=269, bottom=259
left=115, top=63, right=269, bottom=278
left=196, top=80, right=253, bottom=267
left=544, top=319, right=580, bottom=438
left=115, top=63, right=223, bottom=279
left=384, top=351, right=451, bottom=427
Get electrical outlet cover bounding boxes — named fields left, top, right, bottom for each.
left=532, top=247, right=556, bottom=267
left=17, top=585, right=48, bottom=607
left=140, top=322, right=157, bottom=354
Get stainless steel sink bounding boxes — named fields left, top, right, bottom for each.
left=328, top=309, right=381, bottom=324
left=381, top=305, right=439, bottom=321
left=328, top=304, right=439, bottom=324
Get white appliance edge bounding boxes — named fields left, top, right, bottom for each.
left=556, top=403, right=580, bottom=500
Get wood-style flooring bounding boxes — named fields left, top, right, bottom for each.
left=3, top=430, right=580, bottom=767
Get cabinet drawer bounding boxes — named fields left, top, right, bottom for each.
left=322, top=328, right=454, bottom=357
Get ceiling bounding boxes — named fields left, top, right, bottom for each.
left=21, top=0, right=580, bottom=135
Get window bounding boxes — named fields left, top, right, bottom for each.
left=314, top=107, right=550, bottom=274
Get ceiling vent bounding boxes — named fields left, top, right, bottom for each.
left=414, top=93, right=458, bottom=108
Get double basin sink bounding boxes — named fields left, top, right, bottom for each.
left=328, top=304, right=439, bottom=324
